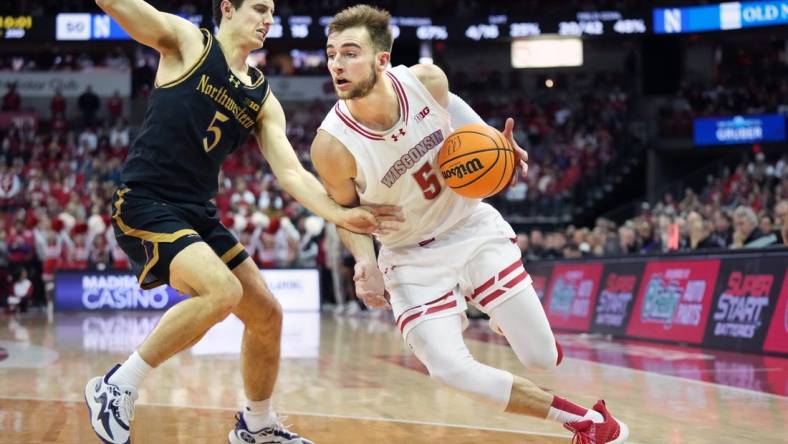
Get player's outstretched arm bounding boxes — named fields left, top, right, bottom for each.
left=256, top=93, right=402, bottom=235
left=95, top=0, right=200, bottom=54
left=310, top=130, right=377, bottom=260
left=311, top=130, right=391, bottom=309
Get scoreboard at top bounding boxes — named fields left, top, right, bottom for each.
left=6, top=11, right=649, bottom=42
left=3, top=1, right=787, bottom=42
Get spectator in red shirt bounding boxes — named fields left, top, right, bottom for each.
left=2, top=83, right=21, bottom=112
left=51, top=88, right=67, bottom=119
left=106, top=90, right=123, bottom=122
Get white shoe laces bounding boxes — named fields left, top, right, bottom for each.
left=116, top=390, right=136, bottom=422
left=274, top=415, right=293, bottom=430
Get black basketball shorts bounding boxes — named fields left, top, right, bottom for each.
left=110, top=186, right=249, bottom=289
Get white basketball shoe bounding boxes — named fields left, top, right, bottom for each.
left=228, top=412, right=314, bottom=444
left=84, top=364, right=138, bottom=444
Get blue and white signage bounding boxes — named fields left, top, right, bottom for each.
left=55, top=273, right=187, bottom=310
left=56, top=13, right=203, bottom=40
left=55, top=269, right=321, bottom=311
left=654, top=1, right=788, bottom=34
left=694, top=114, right=787, bottom=146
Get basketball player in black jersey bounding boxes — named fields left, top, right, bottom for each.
left=83, top=1, right=401, bottom=443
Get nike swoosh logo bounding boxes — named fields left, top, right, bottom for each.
left=95, top=392, right=115, bottom=440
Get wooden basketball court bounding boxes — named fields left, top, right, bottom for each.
left=1, top=310, right=786, bottom=443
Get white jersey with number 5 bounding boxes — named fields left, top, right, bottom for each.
left=318, top=65, right=479, bottom=248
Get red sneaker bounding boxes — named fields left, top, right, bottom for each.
left=564, top=400, right=629, bottom=444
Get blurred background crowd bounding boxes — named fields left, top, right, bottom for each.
left=1, top=0, right=786, bottom=313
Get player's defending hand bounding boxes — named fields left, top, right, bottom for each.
left=337, top=205, right=404, bottom=235
left=353, top=259, right=390, bottom=309
left=502, top=117, right=529, bottom=182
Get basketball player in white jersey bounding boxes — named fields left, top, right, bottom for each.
left=311, top=5, right=629, bottom=443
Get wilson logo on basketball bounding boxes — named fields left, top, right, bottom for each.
left=441, top=158, right=484, bottom=179
left=414, top=106, right=430, bottom=123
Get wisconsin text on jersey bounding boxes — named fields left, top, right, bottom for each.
left=196, top=74, right=258, bottom=129
left=381, top=129, right=444, bottom=188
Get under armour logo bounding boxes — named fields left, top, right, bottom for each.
left=229, top=75, right=241, bottom=88
left=390, top=128, right=406, bottom=142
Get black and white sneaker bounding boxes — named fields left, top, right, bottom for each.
left=84, top=364, right=138, bottom=444
left=228, top=412, right=314, bottom=444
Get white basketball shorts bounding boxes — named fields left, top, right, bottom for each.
left=378, top=203, right=533, bottom=339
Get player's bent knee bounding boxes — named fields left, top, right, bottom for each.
left=238, top=283, right=282, bottom=327
left=251, top=295, right=283, bottom=327
left=209, top=273, right=243, bottom=317
left=426, top=357, right=472, bottom=389
left=523, top=344, right=559, bottom=370
left=420, top=348, right=475, bottom=390
left=422, top=352, right=511, bottom=407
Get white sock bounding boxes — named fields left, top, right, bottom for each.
left=547, top=396, right=604, bottom=424
left=108, top=351, right=153, bottom=390
left=243, top=398, right=277, bottom=431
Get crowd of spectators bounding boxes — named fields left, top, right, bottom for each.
left=517, top=153, right=788, bottom=261
left=5, top=96, right=783, bottom=311
left=660, top=42, right=788, bottom=137
left=453, top=71, right=632, bottom=217
left=0, top=66, right=637, bottom=310
left=0, top=48, right=131, bottom=72
left=0, top=113, right=334, bottom=309
left=2, top=28, right=786, bottom=311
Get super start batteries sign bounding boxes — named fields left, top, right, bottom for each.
left=703, top=257, right=785, bottom=352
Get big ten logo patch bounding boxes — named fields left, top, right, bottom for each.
left=414, top=106, right=430, bottom=123
left=246, top=99, right=261, bottom=113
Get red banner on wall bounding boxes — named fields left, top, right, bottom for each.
left=544, top=263, right=604, bottom=331
left=626, top=259, right=721, bottom=344
left=763, top=273, right=788, bottom=354
left=526, top=262, right=553, bottom=302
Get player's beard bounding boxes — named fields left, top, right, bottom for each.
left=341, top=62, right=378, bottom=100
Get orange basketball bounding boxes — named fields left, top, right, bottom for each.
left=438, top=124, right=515, bottom=199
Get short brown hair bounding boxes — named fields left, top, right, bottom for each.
left=328, top=4, right=393, bottom=53
left=213, top=0, right=246, bottom=27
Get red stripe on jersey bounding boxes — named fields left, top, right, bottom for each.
left=399, top=300, right=458, bottom=333
left=472, top=277, right=495, bottom=298
left=395, top=291, right=452, bottom=325
left=334, top=105, right=385, bottom=141
left=498, top=259, right=523, bottom=280
left=386, top=72, right=409, bottom=124
left=424, top=300, right=457, bottom=315
left=503, top=270, right=529, bottom=289
left=398, top=312, right=423, bottom=333
left=479, top=289, right=506, bottom=307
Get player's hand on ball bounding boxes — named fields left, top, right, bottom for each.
left=353, top=259, right=390, bottom=309
left=338, top=205, right=404, bottom=235
left=502, top=117, right=528, bottom=181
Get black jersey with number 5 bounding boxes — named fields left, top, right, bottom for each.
left=121, top=29, right=270, bottom=203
